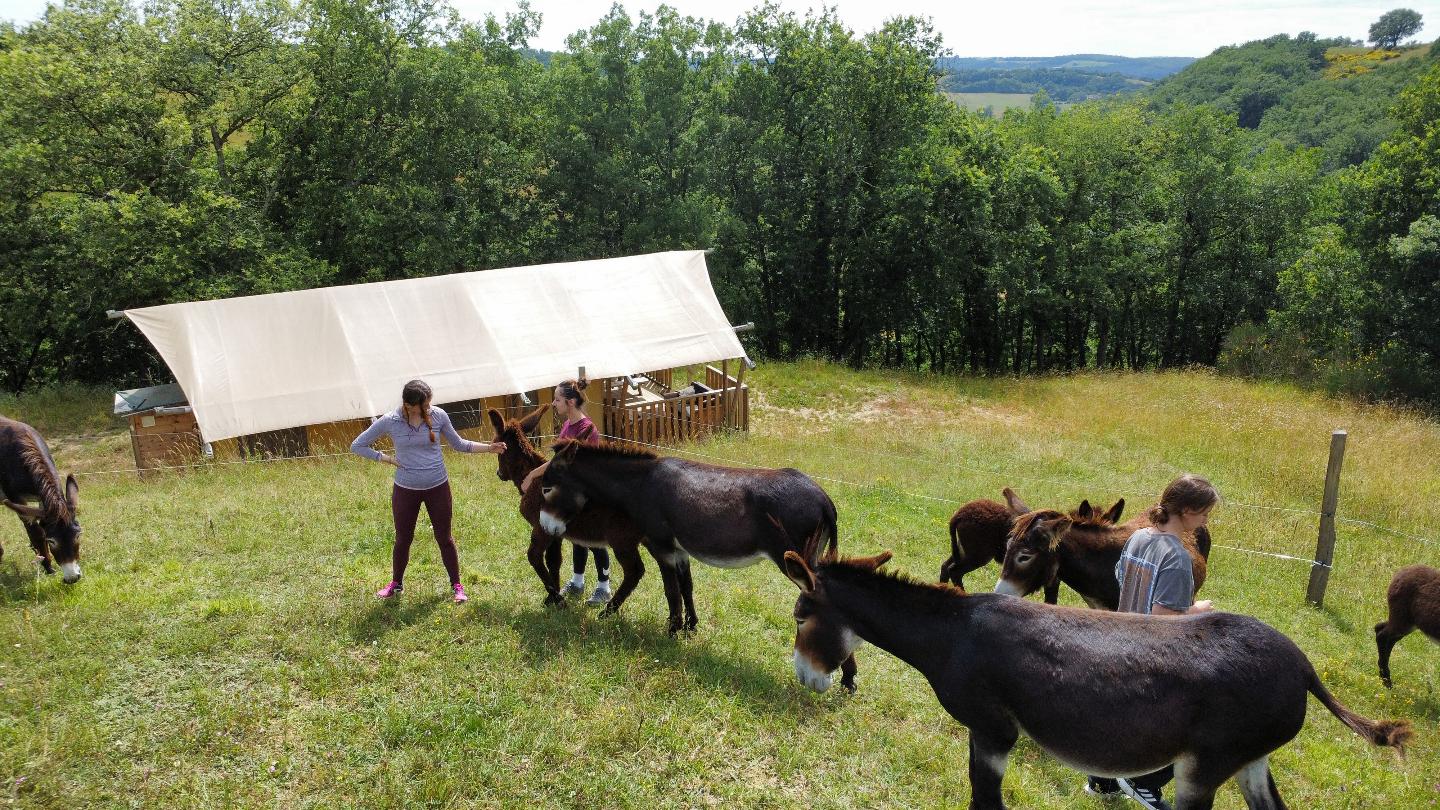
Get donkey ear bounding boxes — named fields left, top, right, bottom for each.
left=1077, top=500, right=1094, bottom=519
left=853, top=550, right=893, bottom=570
left=3, top=500, right=44, bottom=521
left=518, top=405, right=547, bottom=434
left=553, top=439, right=579, bottom=459
left=1046, top=517, right=1073, bottom=551
left=487, top=408, right=506, bottom=434
left=782, top=550, right=817, bottom=594
left=1003, top=487, right=1030, bottom=516
left=65, top=474, right=78, bottom=512
left=1104, top=498, right=1125, bottom=524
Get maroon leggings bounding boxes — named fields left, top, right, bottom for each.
left=391, top=481, right=460, bottom=586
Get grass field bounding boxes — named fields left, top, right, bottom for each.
left=2, top=363, right=1438, bottom=808
left=943, top=91, right=1038, bottom=114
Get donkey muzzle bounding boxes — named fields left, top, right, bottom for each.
left=993, top=578, right=1024, bottom=597
left=59, top=561, right=81, bottom=584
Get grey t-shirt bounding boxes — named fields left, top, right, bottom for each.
left=350, top=406, right=480, bottom=490
left=1114, top=528, right=1194, bottom=614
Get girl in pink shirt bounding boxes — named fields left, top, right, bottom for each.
left=522, top=378, right=610, bottom=605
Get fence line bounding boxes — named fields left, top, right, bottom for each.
left=66, top=424, right=1440, bottom=563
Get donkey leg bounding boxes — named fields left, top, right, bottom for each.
left=838, top=652, right=858, bottom=693
left=24, top=521, right=52, bottom=574
left=1172, top=755, right=1224, bottom=810
left=965, top=728, right=1017, bottom=810
left=527, top=530, right=565, bottom=608
left=675, top=557, right=700, bottom=633
left=1375, top=622, right=1410, bottom=688
left=939, top=555, right=957, bottom=585
left=600, top=543, right=645, bottom=618
left=1233, top=756, right=1287, bottom=810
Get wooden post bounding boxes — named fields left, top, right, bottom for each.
left=1305, top=430, right=1347, bottom=607
left=720, top=358, right=731, bottom=434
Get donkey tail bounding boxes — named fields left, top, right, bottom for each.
left=1307, top=668, right=1412, bottom=753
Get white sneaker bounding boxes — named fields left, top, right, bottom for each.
left=1117, top=778, right=1173, bottom=810
left=587, top=585, right=612, bottom=607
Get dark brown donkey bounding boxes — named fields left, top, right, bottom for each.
left=939, top=486, right=1125, bottom=594
left=488, top=408, right=683, bottom=626
left=0, top=416, right=82, bottom=583
left=995, top=489, right=1209, bottom=609
left=783, top=537, right=1411, bottom=810
left=537, top=439, right=860, bottom=689
left=1375, top=564, right=1440, bottom=687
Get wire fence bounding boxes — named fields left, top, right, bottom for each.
left=66, top=413, right=1440, bottom=570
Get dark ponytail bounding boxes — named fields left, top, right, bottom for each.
left=402, top=379, right=436, bottom=443
left=557, top=377, right=588, bottom=408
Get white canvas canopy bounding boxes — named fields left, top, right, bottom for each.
left=122, top=250, right=746, bottom=442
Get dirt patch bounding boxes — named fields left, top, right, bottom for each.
left=755, top=390, right=1027, bottom=428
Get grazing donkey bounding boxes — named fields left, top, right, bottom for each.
left=783, top=531, right=1412, bottom=810
left=938, top=497, right=1013, bottom=590
left=1375, top=564, right=1440, bottom=687
left=0, top=416, right=83, bottom=583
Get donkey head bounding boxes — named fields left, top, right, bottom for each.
left=4, top=474, right=82, bottom=583
left=783, top=541, right=893, bottom=693
left=993, top=509, right=1071, bottom=598
left=487, top=406, right=545, bottom=485
left=534, top=439, right=590, bottom=533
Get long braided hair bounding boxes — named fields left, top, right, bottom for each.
left=402, top=379, right=436, bottom=443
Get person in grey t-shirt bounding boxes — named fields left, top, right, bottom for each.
left=1086, top=474, right=1220, bottom=810
left=351, top=379, right=506, bottom=604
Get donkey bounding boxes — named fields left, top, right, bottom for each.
left=782, top=532, right=1412, bottom=810
left=0, top=416, right=83, bottom=583
left=537, top=439, right=860, bottom=689
left=488, top=408, right=687, bottom=628
left=995, top=489, right=1209, bottom=610
left=939, top=487, right=1126, bottom=595
left=1374, top=564, right=1440, bottom=688
left=938, top=497, right=1012, bottom=590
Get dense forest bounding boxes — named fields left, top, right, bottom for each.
left=1, top=1, right=1438, bottom=407
left=939, top=68, right=1148, bottom=103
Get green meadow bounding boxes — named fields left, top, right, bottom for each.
left=1, top=362, right=1437, bottom=808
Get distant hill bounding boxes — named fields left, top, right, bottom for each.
left=940, top=67, right=1151, bottom=102
left=936, top=54, right=1196, bottom=81
left=1148, top=33, right=1438, bottom=170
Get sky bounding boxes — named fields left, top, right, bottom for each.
left=0, top=0, right=1434, bottom=57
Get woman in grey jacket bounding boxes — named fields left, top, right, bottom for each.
left=351, top=379, right=505, bottom=603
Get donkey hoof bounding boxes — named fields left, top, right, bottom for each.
left=840, top=676, right=858, bottom=694
left=544, top=593, right=567, bottom=608
left=35, top=557, right=54, bottom=575
left=598, top=605, right=619, bottom=618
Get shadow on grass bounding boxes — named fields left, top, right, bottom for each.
left=1315, top=604, right=1356, bottom=635
left=0, top=557, right=65, bottom=604
left=464, top=596, right=832, bottom=718
left=349, top=594, right=445, bottom=643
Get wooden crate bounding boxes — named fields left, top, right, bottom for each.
left=129, top=410, right=205, bottom=473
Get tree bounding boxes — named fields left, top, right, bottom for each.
left=1369, top=9, right=1423, bottom=49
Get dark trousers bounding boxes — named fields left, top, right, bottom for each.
left=573, top=545, right=610, bottom=583
left=391, top=482, right=460, bottom=586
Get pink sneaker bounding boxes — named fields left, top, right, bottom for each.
left=453, top=583, right=469, bottom=604
left=375, top=581, right=403, bottom=599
